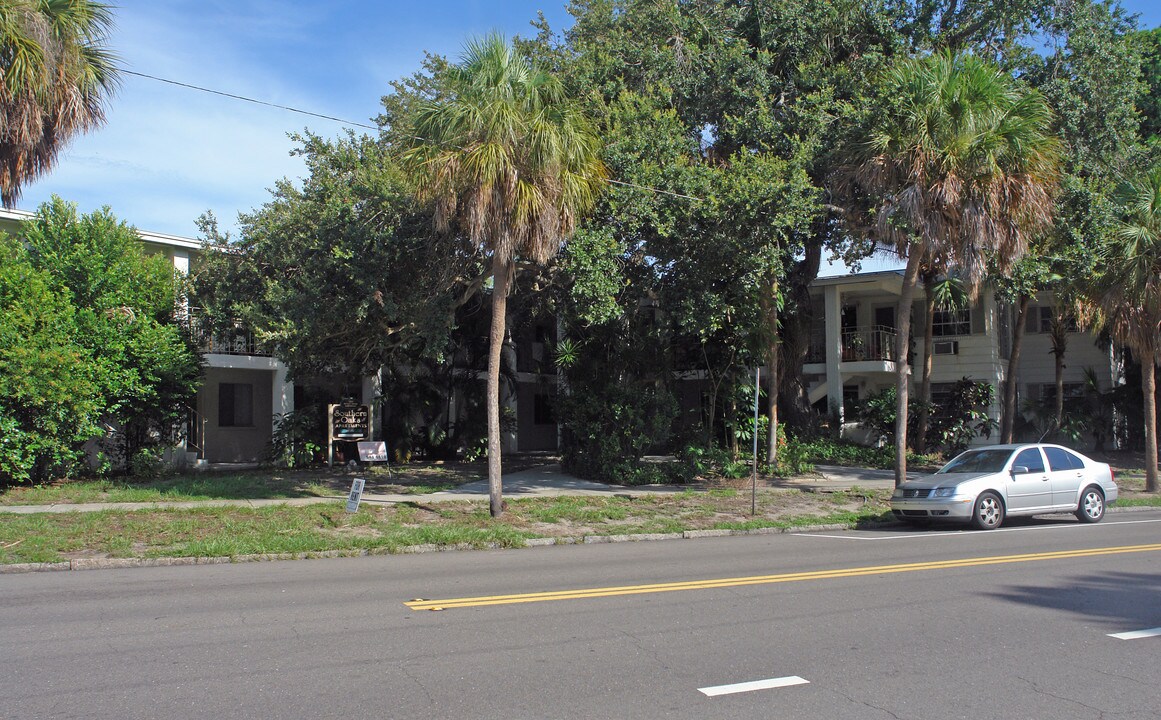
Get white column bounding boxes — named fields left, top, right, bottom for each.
left=362, top=370, right=382, bottom=440
left=272, top=363, right=293, bottom=434
left=824, top=285, right=844, bottom=424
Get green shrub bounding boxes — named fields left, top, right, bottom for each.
left=560, top=382, right=678, bottom=483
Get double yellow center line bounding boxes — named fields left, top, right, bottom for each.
left=405, top=543, right=1161, bottom=611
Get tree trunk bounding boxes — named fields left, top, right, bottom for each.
left=1001, top=295, right=1030, bottom=443
left=778, top=239, right=822, bottom=431
left=894, top=250, right=924, bottom=487
left=1144, top=357, right=1158, bottom=493
left=487, top=254, right=512, bottom=518
left=915, top=279, right=935, bottom=454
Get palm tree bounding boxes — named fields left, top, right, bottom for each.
left=835, top=51, right=1060, bottom=485
left=0, top=0, right=119, bottom=206
left=1090, top=167, right=1161, bottom=492
left=401, top=33, right=607, bottom=517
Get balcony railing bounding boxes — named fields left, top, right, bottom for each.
left=808, top=326, right=898, bottom=364
left=178, top=307, right=272, bottom=357
left=842, top=326, right=897, bottom=362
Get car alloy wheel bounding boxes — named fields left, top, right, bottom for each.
left=1075, top=487, right=1105, bottom=523
left=972, top=491, right=1005, bottom=530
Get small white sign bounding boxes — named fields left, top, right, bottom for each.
left=345, top=477, right=366, bottom=513
left=357, top=441, right=389, bottom=462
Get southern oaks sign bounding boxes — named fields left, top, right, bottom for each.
left=330, top=402, right=369, bottom=440
left=328, top=401, right=369, bottom=467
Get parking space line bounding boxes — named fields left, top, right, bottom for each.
left=795, top=517, right=1161, bottom=541
left=699, top=676, right=809, bottom=697
left=1109, top=627, right=1161, bottom=640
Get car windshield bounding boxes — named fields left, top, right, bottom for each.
left=937, top=448, right=1015, bottom=474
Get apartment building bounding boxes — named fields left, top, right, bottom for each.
left=4, top=207, right=1117, bottom=464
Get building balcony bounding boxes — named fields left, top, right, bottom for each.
left=807, top=326, right=898, bottom=364
left=178, top=308, right=273, bottom=357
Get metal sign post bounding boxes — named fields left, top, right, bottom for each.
left=752, top=366, right=760, bottom=516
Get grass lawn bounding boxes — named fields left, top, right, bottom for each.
left=0, top=462, right=492, bottom=506
left=0, top=477, right=897, bottom=565
left=2, top=454, right=1157, bottom=567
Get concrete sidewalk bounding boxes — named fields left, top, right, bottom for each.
left=0, top=463, right=903, bottom=515
left=776, top=465, right=901, bottom=492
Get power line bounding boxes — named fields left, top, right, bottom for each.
left=123, top=69, right=379, bottom=131
left=125, top=69, right=702, bottom=201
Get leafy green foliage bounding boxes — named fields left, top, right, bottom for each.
left=855, top=379, right=996, bottom=455
left=1, top=199, right=199, bottom=483
left=1137, top=28, right=1161, bottom=144
left=559, top=376, right=679, bottom=484
left=268, top=408, right=325, bottom=468
left=0, top=233, right=100, bottom=483
left=926, top=379, right=999, bottom=454
left=192, top=133, right=470, bottom=379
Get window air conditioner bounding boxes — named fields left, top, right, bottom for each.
left=933, top=340, right=959, bottom=355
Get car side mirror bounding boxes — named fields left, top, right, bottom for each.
left=1010, top=465, right=1029, bottom=476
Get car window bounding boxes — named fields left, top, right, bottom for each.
left=1013, top=448, right=1045, bottom=474
left=939, top=448, right=1014, bottom=473
left=1044, top=446, right=1083, bottom=471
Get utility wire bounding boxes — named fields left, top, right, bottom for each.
left=125, top=69, right=701, bottom=201
left=123, top=69, right=379, bottom=131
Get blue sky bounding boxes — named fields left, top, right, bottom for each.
left=16, top=0, right=1161, bottom=242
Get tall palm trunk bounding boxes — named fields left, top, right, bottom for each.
left=487, top=254, right=512, bottom=517
left=894, top=250, right=924, bottom=486
left=1053, top=348, right=1065, bottom=431
left=915, top=279, right=936, bottom=454
left=1001, top=295, right=1030, bottom=442
left=1050, top=317, right=1067, bottom=431
left=1144, top=358, right=1158, bottom=492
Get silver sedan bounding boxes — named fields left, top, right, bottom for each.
left=890, top=444, right=1118, bottom=530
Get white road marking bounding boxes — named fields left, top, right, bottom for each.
left=699, top=676, right=809, bottom=697
left=796, top=517, right=1161, bottom=541
left=1109, top=627, right=1161, bottom=640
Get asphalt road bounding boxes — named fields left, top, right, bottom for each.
left=3, top=511, right=1160, bottom=720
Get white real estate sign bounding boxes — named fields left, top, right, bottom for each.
left=345, top=477, right=365, bottom=513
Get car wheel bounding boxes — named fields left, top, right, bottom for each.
left=1075, top=486, right=1105, bottom=524
left=971, top=491, right=1005, bottom=530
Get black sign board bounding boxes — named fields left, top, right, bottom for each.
left=332, top=403, right=369, bottom=440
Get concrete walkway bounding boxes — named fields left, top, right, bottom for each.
left=0, top=463, right=903, bottom=515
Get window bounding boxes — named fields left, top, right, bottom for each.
left=1044, top=446, right=1084, bottom=471
left=930, top=383, right=955, bottom=407
left=1013, top=448, right=1045, bottom=474
left=218, top=383, right=254, bottom=427
left=1027, top=306, right=1078, bottom=334
left=1039, top=383, right=1084, bottom=403
left=931, top=308, right=971, bottom=337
